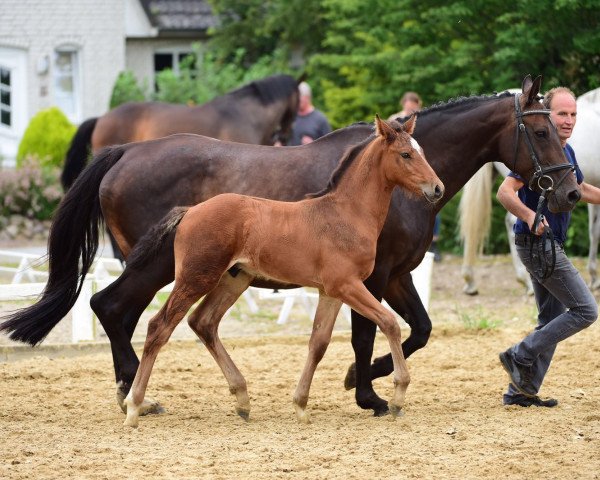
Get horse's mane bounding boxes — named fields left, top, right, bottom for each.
left=227, top=74, right=298, bottom=105
left=416, top=91, right=513, bottom=118
left=307, top=135, right=376, bottom=199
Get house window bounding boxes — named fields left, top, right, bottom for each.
left=0, top=66, right=11, bottom=127
left=153, top=50, right=195, bottom=90
left=53, top=48, right=80, bottom=121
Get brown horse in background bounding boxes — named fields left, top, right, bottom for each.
left=122, top=115, right=444, bottom=427
left=60, top=74, right=300, bottom=190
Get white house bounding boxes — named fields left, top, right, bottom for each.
left=0, top=0, right=216, bottom=167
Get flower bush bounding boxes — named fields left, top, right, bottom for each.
left=0, top=156, right=62, bottom=221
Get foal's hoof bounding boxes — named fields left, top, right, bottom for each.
left=139, top=400, right=166, bottom=416
left=344, top=363, right=357, bottom=390
left=236, top=407, right=250, bottom=422
left=388, top=404, right=404, bottom=419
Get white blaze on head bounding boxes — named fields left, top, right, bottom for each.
left=410, top=137, right=424, bottom=155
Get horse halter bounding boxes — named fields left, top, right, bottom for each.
left=513, top=93, right=575, bottom=279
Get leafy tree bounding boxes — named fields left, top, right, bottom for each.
left=109, top=71, right=147, bottom=108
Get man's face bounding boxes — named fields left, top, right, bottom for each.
left=298, top=94, right=311, bottom=112
left=402, top=99, right=420, bottom=114
left=549, top=92, right=577, bottom=145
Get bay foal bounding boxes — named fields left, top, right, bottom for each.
left=123, top=115, right=444, bottom=427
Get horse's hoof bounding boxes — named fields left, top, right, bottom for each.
left=236, top=407, right=250, bottom=422
left=123, top=416, right=139, bottom=428
left=138, top=398, right=166, bottom=416
left=373, top=404, right=390, bottom=417
left=462, top=286, right=479, bottom=296
left=388, top=404, right=404, bottom=418
left=293, top=404, right=311, bottom=424
left=344, top=363, right=357, bottom=390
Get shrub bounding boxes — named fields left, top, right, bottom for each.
left=16, top=107, right=76, bottom=170
left=110, top=71, right=147, bottom=108
left=0, top=156, right=63, bottom=220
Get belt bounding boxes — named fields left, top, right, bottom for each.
left=514, top=233, right=563, bottom=249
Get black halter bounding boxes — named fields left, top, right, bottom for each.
left=512, top=93, right=575, bottom=279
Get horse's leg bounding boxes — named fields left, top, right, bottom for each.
left=186, top=271, right=254, bottom=421
left=588, top=204, right=600, bottom=289
left=505, top=212, right=533, bottom=295
left=345, top=273, right=431, bottom=387
left=335, top=281, right=409, bottom=418
left=90, top=251, right=175, bottom=414
left=293, top=294, right=342, bottom=424
left=347, top=269, right=390, bottom=416
left=124, top=280, right=209, bottom=428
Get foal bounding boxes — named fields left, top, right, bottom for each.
left=124, top=115, right=444, bottom=427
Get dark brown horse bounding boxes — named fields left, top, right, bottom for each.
left=60, top=74, right=300, bottom=189
left=122, top=115, right=444, bottom=427
left=1, top=75, right=581, bottom=416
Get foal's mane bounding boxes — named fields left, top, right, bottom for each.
left=226, top=74, right=298, bottom=105
left=307, top=134, right=376, bottom=199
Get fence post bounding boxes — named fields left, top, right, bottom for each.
left=71, top=279, right=95, bottom=342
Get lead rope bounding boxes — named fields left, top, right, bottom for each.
left=529, top=190, right=556, bottom=280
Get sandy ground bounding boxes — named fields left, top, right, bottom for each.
left=1, top=254, right=600, bottom=479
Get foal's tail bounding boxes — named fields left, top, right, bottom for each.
left=459, top=163, right=493, bottom=266
left=0, top=146, right=126, bottom=345
left=61, top=117, right=98, bottom=191
left=125, top=207, right=190, bottom=272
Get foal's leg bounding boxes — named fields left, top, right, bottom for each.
left=123, top=282, right=208, bottom=427
left=335, top=280, right=410, bottom=418
left=186, top=271, right=254, bottom=420
left=293, top=294, right=342, bottom=424
left=90, top=251, right=175, bottom=414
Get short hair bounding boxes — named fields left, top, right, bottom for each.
left=400, top=91, right=422, bottom=107
left=298, top=81, right=312, bottom=97
left=542, top=86, right=576, bottom=109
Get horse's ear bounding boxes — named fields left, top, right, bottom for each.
left=521, top=75, right=533, bottom=93
left=524, top=75, right=542, bottom=106
left=296, top=72, right=308, bottom=85
left=375, top=114, right=397, bottom=142
left=401, top=113, right=417, bottom=135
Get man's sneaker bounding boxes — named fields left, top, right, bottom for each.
left=503, top=393, right=558, bottom=408
left=499, top=349, right=537, bottom=397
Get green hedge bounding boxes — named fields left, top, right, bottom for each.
left=16, top=107, right=76, bottom=170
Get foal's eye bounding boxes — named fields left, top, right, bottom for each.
left=400, top=152, right=411, bottom=159
left=535, top=130, right=547, bottom=138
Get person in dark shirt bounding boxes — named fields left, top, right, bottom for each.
left=497, top=87, right=600, bottom=408
left=289, top=82, right=331, bottom=146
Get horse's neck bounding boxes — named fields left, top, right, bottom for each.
left=418, top=100, right=508, bottom=208
left=325, top=146, right=394, bottom=234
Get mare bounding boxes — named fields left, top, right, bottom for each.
left=122, top=115, right=444, bottom=427
left=0, top=75, right=582, bottom=417
left=60, top=74, right=300, bottom=189
left=459, top=87, right=600, bottom=295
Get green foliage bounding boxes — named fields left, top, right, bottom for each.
left=109, top=71, right=147, bottom=108
left=0, top=157, right=63, bottom=220
left=16, top=107, right=76, bottom=170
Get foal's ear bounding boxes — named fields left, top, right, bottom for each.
left=521, top=75, right=542, bottom=106
left=375, top=114, right=397, bottom=142
left=401, top=113, right=417, bottom=135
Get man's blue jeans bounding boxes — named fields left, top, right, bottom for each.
left=505, top=238, right=597, bottom=398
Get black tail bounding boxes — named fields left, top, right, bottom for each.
left=61, top=117, right=98, bottom=191
left=0, top=146, right=126, bottom=345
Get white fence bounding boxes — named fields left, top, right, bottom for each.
left=0, top=249, right=434, bottom=343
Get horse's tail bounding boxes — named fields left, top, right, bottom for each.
left=125, top=207, right=190, bottom=272
left=459, top=162, right=493, bottom=266
left=61, top=117, right=98, bottom=191
left=0, top=146, right=126, bottom=345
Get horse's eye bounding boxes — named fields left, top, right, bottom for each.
left=535, top=130, right=547, bottom=138
left=401, top=152, right=411, bottom=159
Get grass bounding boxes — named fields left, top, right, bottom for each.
left=456, top=304, right=503, bottom=331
